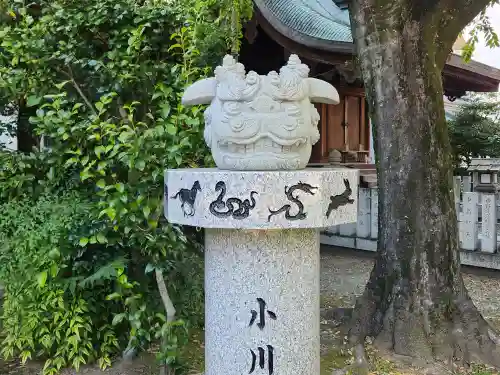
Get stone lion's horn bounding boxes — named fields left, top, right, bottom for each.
left=181, top=78, right=217, bottom=106
left=307, top=78, right=340, bottom=105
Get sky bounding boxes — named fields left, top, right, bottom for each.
left=469, top=4, right=500, bottom=69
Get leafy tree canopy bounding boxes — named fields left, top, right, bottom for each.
left=462, top=1, right=500, bottom=61
left=448, top=93, right=500, bottom=169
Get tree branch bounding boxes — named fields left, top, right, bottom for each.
left=155, top=268, right=176, bottom=375
left=155, top=268, right=176, bottom=322
left=67, top=66, right=98, bottom=116
left=56, top=66, right=97, bottom=116
left=434, top=0, right=494, bottom=63
left=71, top=78, right=97, bottom=116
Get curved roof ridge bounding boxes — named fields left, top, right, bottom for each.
left=306, top=0, right=351, bottom=28
left=255, top=0, right=353, bottom=45
left=254, top=0, right=500, bottom=92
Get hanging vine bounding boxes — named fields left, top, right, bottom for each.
left=222, top=0, right=254, bottom=58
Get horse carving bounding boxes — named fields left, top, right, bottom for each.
left=171, top=181, right=202, bottom=217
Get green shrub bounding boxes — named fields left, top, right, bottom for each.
left=0, top=192, right=121, bottom=374
left=0, top=0, right=253, bottom=373
left=0, top=191, right=202, bottom=374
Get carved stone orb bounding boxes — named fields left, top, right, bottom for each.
left=182, top=55, right=340, bottom=171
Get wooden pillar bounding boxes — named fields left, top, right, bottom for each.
left=343, top=96, right=349, bottom=151
left=359, top=98, right=366, bottom=151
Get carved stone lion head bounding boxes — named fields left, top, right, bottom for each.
left=182, top=55, right=339, bottom=171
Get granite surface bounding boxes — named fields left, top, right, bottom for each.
left=204, top=228, right=320, bottom=375
left=181, top=55, right=339, bottom=171
left=164, top=167, right=358, bottom=229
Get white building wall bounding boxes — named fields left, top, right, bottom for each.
left=368, top=119, right=375, bottom=164
left=0, top=114, right=17, bottom=151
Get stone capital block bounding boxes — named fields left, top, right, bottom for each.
left=164, top=168, right=358, bottom=229
left=181, top=54, right=339, bottom=171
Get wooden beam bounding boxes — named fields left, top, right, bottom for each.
left=336, top=85, right=365, bottom=97
left=244, top=16, right=259, bottom=44
left=321, top=105, right=328, bottom=161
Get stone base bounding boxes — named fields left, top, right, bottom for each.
left=205, top=228, right=320, bottom=375
left=164, top=168, right=358, bottom=229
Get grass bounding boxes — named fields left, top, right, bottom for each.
left=318, top=345, right=500, bottom=375
left=180, top=327, right=204, bottom=374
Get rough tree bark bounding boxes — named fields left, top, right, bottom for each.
left=342, top=0, right=500, bottom=368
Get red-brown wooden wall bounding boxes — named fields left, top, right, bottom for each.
left=310, top=88, right=369, bottom=163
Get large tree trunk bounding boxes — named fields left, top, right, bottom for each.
left=345, top=0, right=500, bottom=367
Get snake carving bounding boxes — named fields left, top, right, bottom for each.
left=268, top=182, right=318, bottom=222
left=209, top=181, right=258, bottom=219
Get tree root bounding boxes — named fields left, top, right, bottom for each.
left=321, top=307, right=354, bottom=327
left=331, top=277, right=500, bottom=374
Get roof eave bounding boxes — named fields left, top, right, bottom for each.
left=446, top=53, right=500, bottom=88
left=254, top=1, right=355, bottom=57
left=332, top=0, right=350, bottom=9
left=254, top=2, right=500, bottom=92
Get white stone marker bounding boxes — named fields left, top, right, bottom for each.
left=481, top=194, right=497, bottom=253
left=370, top=189, right=379, bottom=239
left=164, top=55, right=358, bottom=375
left=461, top=192, right=478, bottom=251
left=356, top=189, right=371, bottom=238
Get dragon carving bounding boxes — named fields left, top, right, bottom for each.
left=267, top=182, right=318, bottom=221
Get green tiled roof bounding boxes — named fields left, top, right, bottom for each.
left=254, top=0, right=500, bottom=90
left=255, top=0, right=353, bottom=44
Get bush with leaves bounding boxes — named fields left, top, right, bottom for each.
left=0, top=0, right=252, bottom=373
left=0, top=192, right=121, bottom=374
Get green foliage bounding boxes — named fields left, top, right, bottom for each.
left=0, top=192, right=120, bottom=374
left=461, top=0, right=499, bottom=61
left=0, top=0, right=251, bottom=373
left=448, top=94, right=500, bottom=168
left=223, top=0, right=254, bottom=55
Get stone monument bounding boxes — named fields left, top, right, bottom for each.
left=467, top=158, right=500, bottom=193
left=164, top=55, right=358, bottom=375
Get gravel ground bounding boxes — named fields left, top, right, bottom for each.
left=320, top=246, right=500, bottom=323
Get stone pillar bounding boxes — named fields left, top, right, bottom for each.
left=164, top=169, right=358, bottom=375
left=164, top=54, right=358, bottom=375
left=205, top=229, right=319, bottom=375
